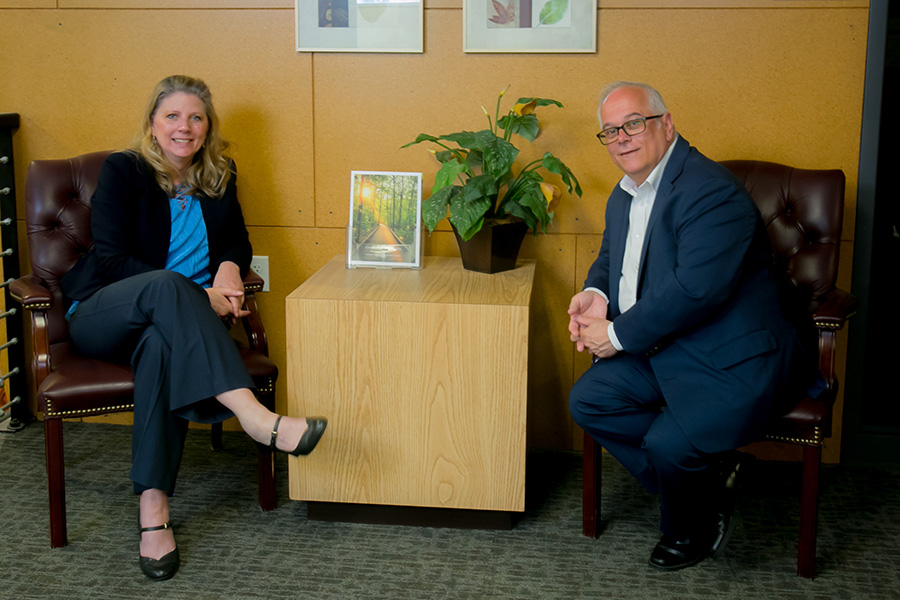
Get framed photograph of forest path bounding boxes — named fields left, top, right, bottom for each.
left=296, top=0, right=423, bottom=53
left=348, top=171, right=423, bottom=268
left=464, top=0, right=597, bottom=53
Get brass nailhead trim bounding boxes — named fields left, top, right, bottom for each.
left=45, top=400, right=135, bottom=418
left=45, top=378, right=275, bottom=416
left=256, top=378, right=275, bottom=394
left=764, top=426, right=823, bottom=447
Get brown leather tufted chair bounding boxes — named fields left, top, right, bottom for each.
left=10, top=150, right=279, bottom=548
left=580, top=160, right=857, bottom=578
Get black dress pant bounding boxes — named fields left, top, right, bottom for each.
left=569, top=354, right=721, bottom=541
left=68, top=270, right=255, bottom=495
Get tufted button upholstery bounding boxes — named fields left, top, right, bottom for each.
left=10, top=150, right=280, bottom=548
left=722, top=160, right=844, bottom=311
left=24, top=152, right=107, bottom=346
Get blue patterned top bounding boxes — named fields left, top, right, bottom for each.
left=66, top=184, right=210, bottom=321
left=165, top=184, right=211, bottom=288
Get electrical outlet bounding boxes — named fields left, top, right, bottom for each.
left=250, top=256, right=270, bottom=292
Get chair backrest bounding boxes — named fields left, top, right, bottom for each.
left=24, top=150, right=111, bottom=343
left=721, top=160, right=845, bottom=312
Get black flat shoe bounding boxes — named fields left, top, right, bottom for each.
left=648, top=535, right=708, bottom=571
left=139, top=522, right=179, bottom=581
left=269, top=416, right=328, bottom=456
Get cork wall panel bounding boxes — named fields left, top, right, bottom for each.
left=311, top=8, right=603, bottom=231
left=595, top=0, right=866, bottom=6
left=0, top=1, right=54, bottom=7
left=592, top=8, right=867, bottom=241
left=0, top=9, right=314, bottom=228
left=246, top=225, right=346, bottom=413
left=59, top=1, right=290, bottom=7
left=311, top=8, right=866, bottom=243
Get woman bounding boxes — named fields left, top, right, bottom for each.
left=60, top=75, right=326, bottom=581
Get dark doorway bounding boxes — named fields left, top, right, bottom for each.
left=842, top=0, right=899, bottom=464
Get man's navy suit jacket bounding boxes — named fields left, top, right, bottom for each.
left=584, top=136, right=809, bottom=453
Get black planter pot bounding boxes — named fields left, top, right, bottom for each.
left=453, top=219, right=528, bottom=274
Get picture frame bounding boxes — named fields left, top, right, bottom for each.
left=347, top=171, right=423, bottom=269
left=463, top=0, right=597, bottom=53
left=296, top=0, right=423, bottom=53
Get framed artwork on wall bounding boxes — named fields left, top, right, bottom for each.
left=463, top=0, right=597, bottom=53
left=296, top=0, right=423, bottom=53
left=347, top=171, right=423, bottom=269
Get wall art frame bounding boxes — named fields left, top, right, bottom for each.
left=296, top=0, right=423, bottom=53
left=347, top=171, right=423, bottom=269
left=464, top=0, right=597, bottom=53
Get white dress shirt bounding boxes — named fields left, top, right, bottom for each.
left=586, top=135, right=679, bottom=351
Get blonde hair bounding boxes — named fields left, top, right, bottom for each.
left=131, top=75, right=233, bottom=198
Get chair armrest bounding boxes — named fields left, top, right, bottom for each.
left=243, top=270, right=264, bottom=294
left=241, top=272, right=269, bottom=356
left=9, top=274, right=53, bottom=310
left=8, top=274, right=53, bottom=388
left=809, top=288, right=857, bottom=399
left=811, top=288, right=858, bottom=330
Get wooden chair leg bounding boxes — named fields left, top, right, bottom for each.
left=210, top=422, right=223, bottom=451
left=44, top=418, right=67, bottom=548
left=258, top=445, right=277, bottom=511
left=582, top=430, right=602, bottom=538
left=797, top=444, right=821, bottom=579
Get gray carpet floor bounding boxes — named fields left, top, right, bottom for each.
left=1, top=421, right=897, bottom=600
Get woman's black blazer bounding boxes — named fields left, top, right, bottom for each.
left=61, top=151, right=252, bottom=301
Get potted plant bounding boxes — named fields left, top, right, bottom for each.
left=403, top=86, right=582, bottom=273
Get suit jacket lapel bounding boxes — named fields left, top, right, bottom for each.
left=636, top=136, right=691, bottom=297
left=607, top=186, right=632, bottom=314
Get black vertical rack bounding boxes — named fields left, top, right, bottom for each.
left=0, top=113, right=30, bottom=430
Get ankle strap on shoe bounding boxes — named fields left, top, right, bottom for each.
left=140, top=522, right=172, bottom=534
left=269, top=415, right=283, bottom=450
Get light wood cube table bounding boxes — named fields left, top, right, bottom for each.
left=286, top=255, right=535, bottom=526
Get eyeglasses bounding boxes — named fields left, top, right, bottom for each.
left=596, top=115, right=665, bottom=145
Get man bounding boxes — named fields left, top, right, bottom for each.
left=568, top=82, right=816, bottom=571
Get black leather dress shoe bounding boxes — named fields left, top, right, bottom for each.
left=648, top=535, right=709, bottom=571
left=710, top=453, right=749, bottom=559
left=139, top=522, right=180, bottom=581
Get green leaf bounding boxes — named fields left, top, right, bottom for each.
left=517, top=182, right=553, bottom=233
left=433, top=157, right=470, bottom=192
left=465, top=149, right=484, bottom=170
left=504, top=201, right=536, bottom=231
left=442, top=130, right=483, bottom=150
left=422, top=185, right=459, bottom=232
left=475, top=131, right=518, bottom=180
left=453, top=215, right=486, bottom=242
left=514, top=97, right=564, bottom=109
left=498, top=114, right=541, bottom=143
left=542, top=152, right=583, bottom=196
left=500, top=172, right=544, bottom=231
left=538, top=0, right=568, bottom=25
left=401, top=133, right=440, bottom=148
left=448, top=174, right=496, bottom=240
